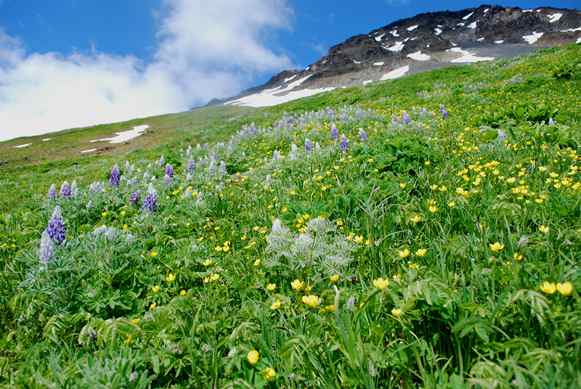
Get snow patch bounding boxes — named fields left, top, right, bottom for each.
left=226, top=87, right=335, bottom=108
left=375, top=33, right=385, bottom=42
left=462, top=12, right=474, bottom=20
left=523, top=9, right=533, bottom=13
left=434, top=27, right=443, bottom=36
left=42, top=138, right=51, bottom=142
left=90, top=125, right=149, bottom=144
left=578, top=37, right=581, bottom=44
left=448, top=47, right=494, bottom=63
left=284, top=75, right=297, bottom=83
left=523, top=32, right=544, bottom=44
left=81, top=148, right=97, bottom=154
left=468, top=21, right=477, bottom=29
left=477, top=37, right=485, bottom=42
left=562, top=26, right=581, bottom=32
left=407, top=25, right=418, bottom=32
left=387, top=41, right=405, bottom=52
left=14, top=143, right=31, bottom=149
left=353, top=59, right=362, bottom=64
left=363, top=80, right=374, bottom=85
left=457, top=22, right=465, bottom=27
left=494, top=40, right=504, bottom=44
left=484, top=8, right=490, bottom=13
left=390, top=29, right=399, bottom=37
left=373, top=62, right=384, bottom=66
left=548, top=13, right=562, bottom=23
left=407, top=51, right=431, bottom=61
left=380, top=65, right=410, bottom=80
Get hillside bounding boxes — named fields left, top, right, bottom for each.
left=0, top=44, right=580, bottom=387
left=222, top=4, right=581, bottom=107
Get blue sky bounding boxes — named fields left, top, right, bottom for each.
left=0, top=0, right=578, bottom=140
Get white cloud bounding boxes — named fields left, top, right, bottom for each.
left=0, top=0, right=292, bottom=141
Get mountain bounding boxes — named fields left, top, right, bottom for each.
left=220, top=4, right=581, bottom=107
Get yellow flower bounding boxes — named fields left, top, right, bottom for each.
left=151, top=285, right=161, bottom=293
left=540, top=281, right=557, bottom=295
left=539, top=225, right=550, bottom=234
left=266, top=283, right=276, bottom=292
left=262, top=367, right=276, bottom=381
left=373, top=277, right=389, bottom=290
left=202, top=259, right=214, bottom=267
left=322, top=304, right=336, bottom=313
left=447, top=201, right=456, bottom=208
left=131, top=318, right=140, bottom=325
left=149, top=302, right=157, bottom=310
left=301, top=295, right=321, bottom=308
left=150, top=250, right=158, bottom=257
left=330, top=274, right=340, bottom=284
left=513, top=252, right=523, bottom=261
left=410, top=214, right=423, bottom=224
left=247, top=349, right=260, bottom=365
left=270, top=299, right=282, bottom=310
left=489, top=242, right=504, bottom=253
left=391, top=308, right=402, bottom=318
left=253, top=259, right=261, bottom=267
left=428, top=205, right=438, bottom=213
left=399, top=182, right=407, bottom=189
left=415, top=248, right=427, bottom=257
left=165, top=273, right=176, bottom=282
left=556, top=282, right=573, bottom=296
left=291, top=279, right=304, bottom=291
left=398, top=248, right=410, bottom=259
left=180, top=289, right=187, bottom=296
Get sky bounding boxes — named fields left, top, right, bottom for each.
left=0, top=0, right=578, bottom=141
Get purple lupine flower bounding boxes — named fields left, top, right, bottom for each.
left=89, top=181, right=105, bottom=193
left=340, top=134, right=349, bottom=152
left=48, top=184, right=57, bottom=200
left=358, top=128, right=368, bottom=142
left=109, top=165, right=121, bottom=187
left=47, top=206, right=66, bottom=244
left=158, top=155, right=165, bottom=166
left=129, top=191, right=140, bottom=205
left=439, top=105, right=448, bottom=119
left=142, top=184, right=157, bottom=213
left=39, top=230, right=54, bottom=264
left=330, top=123, right=339, bottom=140
left=305, top=138, right=313, bottom=153
left=165, top=164, right=174, bottom=178
left=60, top=181, right=72, bottom=198
left=164, top=174, right=173, bottom=186
left=186, top=159, right=195, bottom=173
left=402, top=111, right=411, bottom=125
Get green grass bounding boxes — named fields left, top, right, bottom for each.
left=0, top=44, right=580, bottom=388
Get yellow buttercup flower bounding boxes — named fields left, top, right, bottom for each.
left=513, top=252, right=523, bottom=261
left=202, top=259, right=214, bottom=267
left=149, top=250, right=158, bottom=257
left=180, top=289, right=187, bottom=296
left=270, top=299, right=282, bottom=310
left=291, top=279, right=304, bottom=291
left=415, top=248, right=428, bottom=257
left=398, top=248, right=410, bottom=259
left=539, top=225, right=550, bottom=234
left=266, top=283, right=276, bottom=292
left=301, top=295, right=321, bottom=308
left=151, top=285, right=160, bottom=293
left=540, top=281, right=557, bottom=294
left=373, top=277, right=389, bottom=290
left=149, top=302, right=157, bottom=310
left=165, top=273, right=176, bottom=282
left=556, top=282, right=573, bottom=296
left=489, top=242, right=504, bottom=253
left=391, top=308, right=402, bottom=318
left=247, top=349, right=260, bottom=365
left=262, top=367, right=276, bottom=381
left=330, top=274, right=340, bottom=284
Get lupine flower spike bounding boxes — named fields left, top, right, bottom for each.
left=60, top=181, right=72, bottom=198
left=358, top=128, right=368, bottom=142
left=331, top=123, right=339, bottom=140
left=109, top=165, right=121, bottom=187
left=340, top=134, right=349, bottom=152
left=142, top=184, right=157, bottom=213
left=48, top=184, right=57, bottom=200
left=47, top=206, right=66, bottom=244
left=39, top=230, right=54, bottom=263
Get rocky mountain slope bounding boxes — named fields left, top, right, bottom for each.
left=222, top=4, right=580, bottom=107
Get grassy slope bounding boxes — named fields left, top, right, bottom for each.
left=0, top=45, right=580, bottom=387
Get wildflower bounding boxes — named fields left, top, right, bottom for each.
left=60, top=181, right=72, bottom=198
left=538, top=225, right=550, bottom=234
left=142, top=184, right=157, bottom=213
left=202, top=259, right=213, bottom=267
left=304, top=138, right=313, bottom=153
left=373, top=277, right=389, bottom=290
left=39, top=230, right=54, bottom=263
left=391, top=308, right=402, bottom=318
left=440, top=105, right=448, bottom=119
left=150, top=250, right=158, bottom=257
left=398, top=248, right=410, bottom=259
left=164, top=174, right=172, bottom=186
left=152, top=285, right=161, bottom=293
left=48, top=184, right=57, bottom=200
left=180, top=289, right=187, bottom=296
left=556, top=282, right=573, bottom=296
left=415, top=248, right=428, bottom=257
left=402, top=111, right=411, bottom=125
left=291, top=279, right=305, bottom=291
left=158, top=155, right=165, bottom=166
left=489, top=242, right=504, bottom=253
left=131, top=318, right=140, bottom=325
left=330, top=274, right=340, bottom=284
left=302, top=295, right=321, bottom=308
left=262, top=367, right=276, bottom=381
left=129, top=191, right=140, bottom=206
left=47, top=206, right=66, bottom=244
left=253, top=259, right=261, bottom=267
left=540, top=281, right=556, bottom=294
left=187, top=159, right=196, bottom=173
left=165, top=164, right=174, bottom=178
left=247, top=349, right=260, bottom=365
left=89, top=181, right=105, bottom=193
left=358, top=128, right=368, bottom=142
left=109, top=164, right=121, bottom=187
left=513, top=252, right=523, bottom=261
left=165, top=273, right=176, bottom=282
left=266, top=283, right=276, bottom=292
left=340, top=134, right=349, bottom=152
left=330, top=123, right=339, bottom=140
left=149, top=303, right=157, bottom=310
left=322, top=304, right=336, bottom=313
left=410, top=214, right=422, bottom=224
left=271, top=299, right=282, bottom=310
left=447, top=201, right=456, bottom=208
left=399, top=182, right=407, bottom=189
